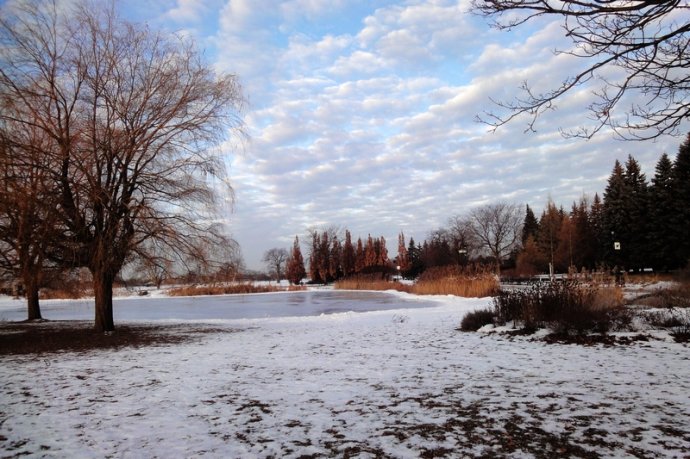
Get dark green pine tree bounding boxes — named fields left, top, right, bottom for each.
left=623, top=155, right=649, bottom=271
left=589, top=193, right=606, bottom=267
left=603, top=160, right=628, bottom=268
left=405, top=237, right=424, bottom=279
left=648, top=153, right=677, bottom=270
left=672, top=134, right=690, bottom=268
left=521, top=204, right=539, bottom=246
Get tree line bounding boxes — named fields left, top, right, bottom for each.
left=517, top=136, right=690, bottom=275
left=414, top=136, right=690, bottom=277
left=282, top=229, right=391, bottom=285
left=0, top=1, right=243, bottom=330
left=272, top=135, right=689, bottom=286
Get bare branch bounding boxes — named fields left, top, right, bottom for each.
left=472, top=0, right=690, bottom=139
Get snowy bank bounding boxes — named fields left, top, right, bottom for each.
left=1, top=293, right=689, bottom=457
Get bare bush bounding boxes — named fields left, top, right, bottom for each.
left=493, top=281, right=628, bottom=335
left=459, top=308, right=496, bottom=332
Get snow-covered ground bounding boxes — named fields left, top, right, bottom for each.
left=1, top=291, right=689, bottom=457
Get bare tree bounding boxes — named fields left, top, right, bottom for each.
left=473, top=0, right=690, bottom=140
left=0, top=116, right=60, bottom=320
left=467, top=202, right=523, bottom=273
left=262, top=248, right=289, bottom=282
left=0, top=0, right=244, bottom=331
left=447, top=215, right=481, bottom=261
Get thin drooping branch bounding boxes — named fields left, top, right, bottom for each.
left=473, top=0, right=690, bottom=140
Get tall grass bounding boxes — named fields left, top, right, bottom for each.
left=335, top=265, right=499, bottom=298
left=334, top=277, right=413, bottom=293
left=167, top=283, right=305, bottom=296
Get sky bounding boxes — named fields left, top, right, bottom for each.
left=118, top=0, right=688, bottom=271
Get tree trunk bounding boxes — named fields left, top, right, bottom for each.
left=25, top=280, right=42, bottom=321
left=93, top=269, right=115, bottom=332
left=21, top=268, right=43, bottom=321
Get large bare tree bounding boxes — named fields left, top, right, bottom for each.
left=467, top=202, right=523, bottom=273
left=0, top=0, right=244, bottom=331
left=473, top=0, right=690, bottom=140
left=263, top=248, right=289, bottom=283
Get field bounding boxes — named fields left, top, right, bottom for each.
left=1, top=291, right=689, bottom=458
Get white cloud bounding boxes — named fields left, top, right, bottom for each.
left=188, top=0, right=690, bottom=268
left=164, top=0, right=207, bottom=23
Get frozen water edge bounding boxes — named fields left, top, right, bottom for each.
left=1, top=293, right=689, bottom=457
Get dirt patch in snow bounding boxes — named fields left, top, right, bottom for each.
left=0, top=321, right=232, bottom=356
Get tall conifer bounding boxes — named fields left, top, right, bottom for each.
left=649, top=153, right=677, bottom=270
left=623, top=155, right=649, bottom=270
left=673, top=134, right=690, bottom=267
left=603, top=160, right=628, bottom=267
left=522, top=205, right=539, bottom=246
left=286, top=236, right=306, bottom=285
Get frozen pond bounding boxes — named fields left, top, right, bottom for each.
left=0, top=290, right=438, bottom=322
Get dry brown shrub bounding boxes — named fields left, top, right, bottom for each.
left=592, top=286, right=624, bottom=309
left=40, top=286, right=91, bottom=300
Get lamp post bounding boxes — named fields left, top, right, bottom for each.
left=458, top=247, right=468, bottom=266
left=612, top=231, right=622, bottom=285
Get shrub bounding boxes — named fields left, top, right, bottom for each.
left=459, top=308, right=496, bottom=331
left=492, top=281, right=626, bottom=335
left=493, top=289, right=525, bottom=325
left=644, top=308, right=690, bottom=342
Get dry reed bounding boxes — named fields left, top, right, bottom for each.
left=167, top=283, right=305, bottom=296
left=335, top=265, right=499, bottom=298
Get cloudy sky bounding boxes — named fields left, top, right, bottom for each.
left=121, top=0, right=686, bottom=270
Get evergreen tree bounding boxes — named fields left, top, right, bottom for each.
left=590, top=193, right=606, bottom=266
left=308, top=231, right=323, bottom=284
left=623, top=155, right=649, bottom=271
left=405, top=238, right=424, bottom=278
left=522, top=204, right=539, bottom=246
left=648, top=153, right=677, bottom=270
left=286, top=236, right=306, bottom=285
left=603, top=160, right=628, bottom=268
left=672, top=134, right=690, bottom=268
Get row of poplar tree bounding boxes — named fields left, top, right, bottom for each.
left=517, top=134, right=690, bottom=274
left=285, top=230, right=390, bottom=284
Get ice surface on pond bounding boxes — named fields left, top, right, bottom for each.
left=0, top=290, right=438, bottom=322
